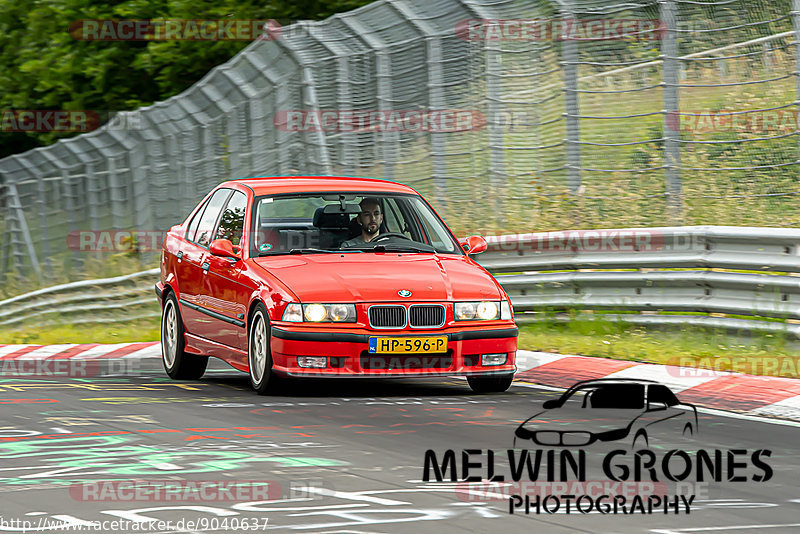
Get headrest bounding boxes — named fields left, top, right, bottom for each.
left=313, top=207, right=351, bottom=228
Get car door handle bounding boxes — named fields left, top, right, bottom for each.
left=201, top=262, right=209, bottom=272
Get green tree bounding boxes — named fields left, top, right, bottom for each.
left=0, top=0, right=372, bottom=158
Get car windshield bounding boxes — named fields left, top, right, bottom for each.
left=250, top=192, right=461, bottom=256
left=560, top=384, right=646, bottom=410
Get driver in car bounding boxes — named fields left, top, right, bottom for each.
left=341, top=197, right=383, bottom=248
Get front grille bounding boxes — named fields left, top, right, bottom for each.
left=409, top=304, right=445, bottom=328
left=360, top=350, right=453, bottom=370
left=368, top=305, right=406, bottom=328
left=561, top=432, right=592, bottom=446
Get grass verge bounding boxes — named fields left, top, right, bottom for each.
left=0, top=316, right=160, bottom=345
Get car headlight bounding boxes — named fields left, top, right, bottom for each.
left=282, top=303, right=302, bottom=322
left=302, top=303, right=356, bottom=323
left=455, top=302, right=477, bottom=320
left=477, top=301, right=498, bottom=320
left=304, top=304, right=328, bottom=322
left=455, top=301, right=507, bottom=321
left=282, top=303, right=356, bottom=322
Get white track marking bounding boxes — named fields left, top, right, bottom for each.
left=9, top=344, right=78, bottom=360
left=119, top=343, right=161, bottom=359
left=515, top=350, right=570, bottom=372
left=603, top=362, right=722, bottom=392
left=0, top=345, right=38, bottom=358
left=67, top=343, right=131, bottom=359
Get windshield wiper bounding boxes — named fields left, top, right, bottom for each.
left=288, top=248, right=337, bottom=254
left=257, top=248, right=336, bottom=257
left=370, top=244, right=435, bottom=253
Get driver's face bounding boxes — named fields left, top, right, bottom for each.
left=358, top=203, right=382, bottom=237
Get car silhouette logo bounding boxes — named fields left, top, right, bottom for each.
left=398, top=290, right=412, bottom=297
left=513, top=379, right=698, bottom=448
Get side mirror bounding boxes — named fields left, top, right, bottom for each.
left=542, top=399, right=560, bottom=409
left=459, top=235, right=488, bottom=255
left=647, top=401, right=667, bottom=412
left=209, top=239, right=241, bottom=260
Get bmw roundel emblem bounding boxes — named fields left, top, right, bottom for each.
left=398, top=289, right=412, bottom=297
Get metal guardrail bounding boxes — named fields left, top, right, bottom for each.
left=0, top=268, right=160, bottom=327
left=1, top=226, right=799, bottom=337
left=2, top=0, right=798, bottom=284
left=479, top=226, right=800, bottom=338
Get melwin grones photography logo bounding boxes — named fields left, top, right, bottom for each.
left=421, top=379, right=773, bottom=516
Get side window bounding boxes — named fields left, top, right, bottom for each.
left=193, top=189, right=232, bottom=247
left=649, top=385, right=680, bottom=406
left=185, top=199, right=209, bottom=242
left=215, top=191, right=248, bottom=246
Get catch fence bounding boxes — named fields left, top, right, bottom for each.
left=1, top=0, right=797, bottom=289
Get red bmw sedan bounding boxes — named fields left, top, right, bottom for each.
left=155, top=176, right=517, bottom=394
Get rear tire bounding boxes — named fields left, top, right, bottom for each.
left=467, top=373, right=514, bottom=393
left=161, top=293, right=208, bottom=380
left=248, top=303, right=277, bottom=395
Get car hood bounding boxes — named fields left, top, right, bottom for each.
left=252, top=253, right=503, bottom=302
left=519, top=408, right=644, bottom=433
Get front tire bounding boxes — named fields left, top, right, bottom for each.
left=248, top=303, right=277, bottom=395
left=633, top=430, right=649, bottom=449
left=161, top=293, right=208, bottom=380
left=467, top=373, right=514, bottom=393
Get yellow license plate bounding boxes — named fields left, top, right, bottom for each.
left=369, top=336, right=447, bottom=354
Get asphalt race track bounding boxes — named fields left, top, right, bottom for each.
left=0, top=358, right=798, bottom=534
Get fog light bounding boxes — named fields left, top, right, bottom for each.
left=297, top=356, right=327, bottom=368
left=481, top=353, right=507, bottom=366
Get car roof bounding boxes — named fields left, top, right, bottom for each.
left=223, top=176, right=419, bottom=196
left=565, top=378, right=660, bottom=391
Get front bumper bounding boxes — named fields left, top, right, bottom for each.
left=270, top=325, right=518, bottom=378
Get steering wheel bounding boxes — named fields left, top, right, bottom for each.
left=372, top=232, right=413, bottom=242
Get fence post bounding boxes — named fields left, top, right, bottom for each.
left=428, top=36, right=448, bottom=208
left=36, top=171, right=51, bottom=280
left=376, top=49, right=398, bottom=181
left=486, top=32, right=505, bottom=224
left=128, top=143, right=153, bottom=242
left=337, top=55, right=357, bottom=173
left=560, top=1, right=581, bottom=193
left=661, top=0, right=682, bottom=220
left=3, top=183, right=42, bottom=284
left=793, top=0, right=800, bottom=180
